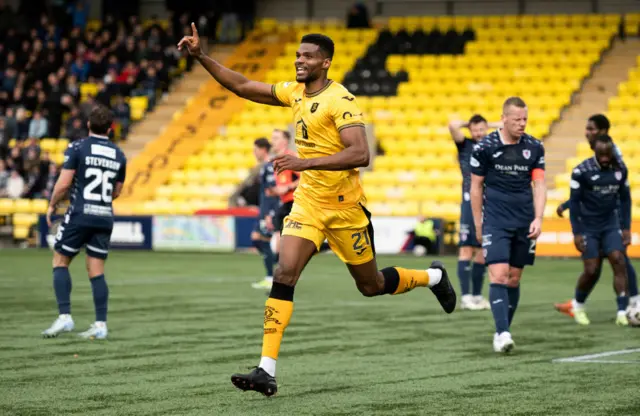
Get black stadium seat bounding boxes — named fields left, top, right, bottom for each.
left=343, top=28, right=475, bottom=97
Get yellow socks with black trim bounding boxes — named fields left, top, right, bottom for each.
left=380, top=267, right=442, bottom=295
left=259, top=282, right=294, bottom=377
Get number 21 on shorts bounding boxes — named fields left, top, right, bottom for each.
left=351, top=230, right=370, bottom=255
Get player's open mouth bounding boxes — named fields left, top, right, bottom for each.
left=296, top=67, right=307, bottom=75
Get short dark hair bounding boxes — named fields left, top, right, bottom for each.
left=503, top=96, right=527, bottom=112
left=594, top=134, right=613, bottom=146
left=588, top=114, right=610, bottom=131
left=301, top=34, right=334, bottom=59
left=469, top=114, right=487, bottom=125
left=88, top=105, right=113, bottom=135
left=254, top=137, right=271, bottom=151
left=274, top=129, right=291, bottom=141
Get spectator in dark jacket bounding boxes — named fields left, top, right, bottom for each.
left=0, top=116, right=8, bottom=159
left=67, top=117, right=88, bottom=142
left=42, top=162, right=58, bottom=200
left=112, top=95, right=131, bottom=140
left=71, top=57, right=89, bottom=82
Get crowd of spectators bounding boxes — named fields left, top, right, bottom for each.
left=0, top=0, right=191, bottom=200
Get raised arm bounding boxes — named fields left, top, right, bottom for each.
left=178, top=23, right=280, bottom=106
left=448, top=120, right=467, bottom=143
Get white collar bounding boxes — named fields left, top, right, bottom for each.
left=89, top=134, right=109, bottom=140
left=498, top=128, right=521, bottom=145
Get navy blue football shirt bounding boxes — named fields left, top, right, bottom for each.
left=470, top=130, right=545, bottom=229
left=62, top=135, right=127, bottom=229
left=456, top=138, right=476, bottom=197
left=559, top=142, right=624, bottom=212
left=569, top=157, right=631, bottom=234
left=258, top=161, right=279, bottom=218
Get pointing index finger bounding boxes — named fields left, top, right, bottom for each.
left=191, top=22, right=198, bottom=36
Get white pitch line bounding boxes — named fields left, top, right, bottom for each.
left=553, top=348, right=640, bottom=363
left=571, top=360, right=640, bottom=364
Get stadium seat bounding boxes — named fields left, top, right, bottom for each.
left=13, top=199, right=32, bottom=214
left=130, top=96, right=149, bottom=121
left=0, top=199, right=15, bottom=215
left=13, top=226, right=29, bottom=240
left=13, top=213, right=38, bottom=227
left=31, top=199, right=48, bottom=214
left=80, top=83, right=99, bottom=100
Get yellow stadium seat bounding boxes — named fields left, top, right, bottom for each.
left=56, top=139, right=70, bottom=152
left=13, top=226, right=29, bottom=240
left=31, top=199, right=48, bottom=214
left=14, top=199, right=32, bottom=214
left=40, top=139, right=57, bottom=153
left=80, top=83, right=99, bottom=99
left=13, top=213, right=38, bottom=227
left=130, top=96, right=148, bottom=121
left=0, top=199, right=15, bottom=214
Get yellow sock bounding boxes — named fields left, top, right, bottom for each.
left=393, top=267, right=430, bottom=295
left=261, top=297, right=294, bottom=359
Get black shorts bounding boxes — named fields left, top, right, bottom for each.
left=273, top=201, right=294, bottom=232
left=482, top=226, right=535, bottom=268
left=54, top=220, right=112, bottom=260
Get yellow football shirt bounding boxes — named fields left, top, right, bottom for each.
left=271, top=80, right=366, bottom=209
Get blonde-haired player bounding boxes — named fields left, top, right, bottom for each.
left=179, top=25, right=457, bottom=396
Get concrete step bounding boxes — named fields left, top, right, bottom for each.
left=542, top=37, right=640, bottom=186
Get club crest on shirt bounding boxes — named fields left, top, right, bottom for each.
left=522, top=149, right=531, bottom=159
left=310, top=102, right=319, bottom=113
left=615, top=171, right=622, bottom=181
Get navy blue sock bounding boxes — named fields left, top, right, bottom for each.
left=253, top=240, right=274, bottom=277
left=90, top=275, right=109, bottom=322
left=53, top=267, right=72, bottom=315
left=489, top=283, right=510, bottom=333
left=471, top=262, right=486, bottom=296
left=507, top=285, right=520, bottom=325
left=457, top=260, right=471, bottom=296
left=575, top=289, right=589, bottom=304
left=625, top=255, right=638, bottom=297
left=617, top=295, right=629, bottom=312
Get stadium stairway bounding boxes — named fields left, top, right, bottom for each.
left=114, top=30, right=294, bottom=213
left=120, top=46, right=236, bottom=160
left=545, top=38, right=640, bottom=187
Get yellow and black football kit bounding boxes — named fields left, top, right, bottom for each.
left=271, top=80, right=373, bottom=265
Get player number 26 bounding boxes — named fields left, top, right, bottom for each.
left=84, top=168, right=116, bottom=203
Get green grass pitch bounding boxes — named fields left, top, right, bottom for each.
left=0, top=250, right=639, bottom=415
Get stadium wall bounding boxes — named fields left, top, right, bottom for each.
left=256, top=0, right=640, bottom=19
left=36, top=214, right=640, bottom=258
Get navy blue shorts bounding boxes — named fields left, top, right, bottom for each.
left=459, top=199, right=480, bottom=248
left=482, top=226, right=535, bottom=268
left=253, top=216, right=272, bottom=239
left=583, top=229, right=624, bottom=260
left=54, top=220, right=112, bottom=260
